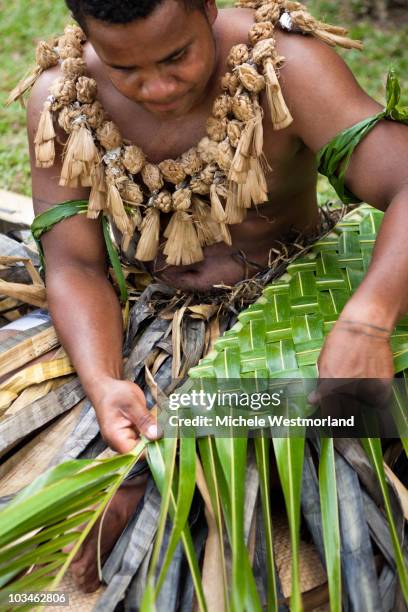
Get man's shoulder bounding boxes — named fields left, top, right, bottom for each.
left=272, top=30, right=381, bottom=153
left=27, top=64, right=63, bottom=129
left=216, top=7, right=255, bottom=46
left=216, top=10, right=355, bottom=104
left=276, top=29, right=351, bottom=84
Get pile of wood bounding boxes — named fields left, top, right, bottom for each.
left=0, top=190, right=82, bottom=501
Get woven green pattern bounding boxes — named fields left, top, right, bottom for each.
left=190, top=205, right=408, bottom=380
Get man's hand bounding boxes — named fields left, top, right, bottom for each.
left=317, top=318, right=394, bottom=378
left=90, top=378, right=161, bottom=453
left=309, top=317, right=394, bottom=412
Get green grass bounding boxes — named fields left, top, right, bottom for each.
left=0, top=1, right=70, bottom=195
left=1, top=0, right=407, bottom=197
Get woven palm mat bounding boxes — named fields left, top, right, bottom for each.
left=272, top=511, right=328, bottom=610
left=189, top=204, right=408, bottom=379
left=48, top=572, right=105, bottom=612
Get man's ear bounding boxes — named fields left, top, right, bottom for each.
left=203, top=0, right=218, bottom=25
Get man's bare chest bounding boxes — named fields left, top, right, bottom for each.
left=111, top=106, right=309, bottom=202
left=86, top=44, right=304, bottom=183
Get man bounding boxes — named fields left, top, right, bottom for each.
left=26, top=0, right=408, bottom=592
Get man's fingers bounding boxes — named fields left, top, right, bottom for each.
left=95, top=381, right=162, bottom=453
left=125, top=405, right=162, bottom=441
left=308, top=390, right=320, bottom=405
left=104, top=428, right=139, bottom=454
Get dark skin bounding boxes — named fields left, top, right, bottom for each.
left=27, top=0, right=408, bottom=591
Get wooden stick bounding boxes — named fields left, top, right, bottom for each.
left=0, top=326, right=60, bottom=378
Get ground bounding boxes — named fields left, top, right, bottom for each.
left=0, top=0, right=407, bottom=201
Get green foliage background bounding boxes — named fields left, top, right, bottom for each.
left=0, top=0, right=407, bottom=199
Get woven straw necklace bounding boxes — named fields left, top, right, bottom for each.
left=10, top=0, right=361, bottom=266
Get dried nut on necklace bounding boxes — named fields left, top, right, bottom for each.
left=232, top=96, right=255, bottom=121
left=154, top=189, right=173, bottom=212
left=58, top=107, right=82, bottom=132
left=58, top=32, right=82, bottom=49
left=159, top=159, right=187, bottom=184
left=35, top=41, right=59, bottom=69
left=216, top=141, right=234, bottom=173
left=96, top=121, right=123, bottom=150
left=248, top=21, right=275, bottom=45
left=61, top=57, right=87, bottom=79
left=64, top=23, right=86, bottom=42
left=76, top=76, right=98, bottom=103
left=220, top=72, right=240, bottom=96
left=236, top=63, right=265, bottom=93
left=181, top=147, right=203, bottom=175
left=227, top=120, right=243, bottom=147
left=212, top=94, right=232, bottom=119
left=58, top=39, right=82, bottom=60
left=227, top=43, right=250, bottom=68
left=190, top=176, right=210, bottom=194
left=123, top=181, right=144, bottom=206
left=123, top=145, right=146, bottom=175
left=285, top=1, right=305, bottom=12
left=197, top=137, right=219, bottom=164
left=206, top=117, right=228, bottom=142
left=172, top=188, right=192, bottom=211
left=235, top=0, right=259, bottom=8
left=252, top=37, right=276, bottom=64
left=255, top=3, right=281, bottom=24
left=49, top=78, right=77, bottom=107
left=200, top=163, right=218, bottom=185
left=142, top=163, right=164, bottom=192
left=81, top=101, right=105, bottom=129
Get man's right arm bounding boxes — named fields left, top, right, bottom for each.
left=28, top=70, right=159, bottom=452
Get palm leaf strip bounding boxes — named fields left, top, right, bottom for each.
left=318, top=438, right=341, bottom=612
left=0, top=443, right=147, bottom=610
left=254, top=436, right=279, bottom=612
left=361, top=437, right=408, bottom=602
left=144, top=437, right=208, bottom=612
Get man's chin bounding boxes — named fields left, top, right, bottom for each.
left=146, top=106, right=186, bottom=118
left=143, top=93, right=198, bottom=118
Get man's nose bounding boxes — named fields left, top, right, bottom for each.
left=139, top=75, right=179, bottom=103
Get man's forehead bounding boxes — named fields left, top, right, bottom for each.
left=86, top=0, right=201, bottom=66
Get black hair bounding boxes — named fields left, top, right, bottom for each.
left=65, top=0, right=205, bottom=28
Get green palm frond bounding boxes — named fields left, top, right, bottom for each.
left=254, top=436, right=278, bottom=612
left=361, top=437, right=408, bottom=601
left=0, top=443, right=147, bottom=609
left=1, top=205, right=407, bottom=611
left=319, top=438, right=342, bottom=612
left=272, top=436, right=305, bottom=611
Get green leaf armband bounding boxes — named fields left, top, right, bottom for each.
left=31, top=200, right=128, bottom=304
left=317, top=70, right=408, bottom=204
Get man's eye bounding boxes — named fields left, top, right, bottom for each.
left=115, top=66, right=135, bottom=72
left=167, top=49, right=187, bottom=63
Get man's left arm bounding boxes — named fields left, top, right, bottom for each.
left=278, top=32, right=408, bottom=379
